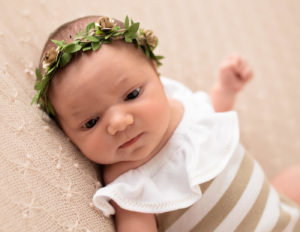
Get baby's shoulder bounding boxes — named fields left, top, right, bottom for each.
left=103, top=163, right=129, bottom=185
left=102, top=160, right=144, bottom=185
left=102, top=166, right=117, bottom=185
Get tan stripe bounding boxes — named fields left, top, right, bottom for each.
left=294, top=217, right=300, bottom=232
left=190, top=153, right=254, bottom=232
left=156, top=209, right=187, bottom=232
left=271, top=205, right=291, bottom=232
left=235, top=178, right=270, bottom=231
left=199, top=178, right=214, bottom=194
left=156, top=207, right=189, bottom=232
left=156, top=178, right=215, bottom=231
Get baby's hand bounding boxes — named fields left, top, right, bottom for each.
left=217, top=54, right=253, bottom=93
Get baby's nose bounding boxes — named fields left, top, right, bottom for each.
left=107, top=113, right=134, bottom=135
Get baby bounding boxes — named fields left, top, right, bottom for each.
left=33, top=15, right=300, bottom=232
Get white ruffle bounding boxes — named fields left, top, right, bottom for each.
left=93, top=77, right=240, bottom=217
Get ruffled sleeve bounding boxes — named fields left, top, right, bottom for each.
left=93, top=77, right=240, bottom=217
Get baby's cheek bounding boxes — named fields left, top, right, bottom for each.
left=140, top=98, right=169, bottom=124
left=77, top=133, right=105, bottom=163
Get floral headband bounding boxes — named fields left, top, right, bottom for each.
left=32, top=16, right=163, bottom=117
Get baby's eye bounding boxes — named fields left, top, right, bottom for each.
left=125, top=87, right=141, bottom=101
left=84, top=117, right=99, bottom=129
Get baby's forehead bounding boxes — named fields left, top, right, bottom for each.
left=50, top=41, right=147, bottom=95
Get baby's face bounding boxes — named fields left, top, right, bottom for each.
left=49, top=41, right=171, bottom=166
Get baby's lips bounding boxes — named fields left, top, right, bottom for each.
left=119, top=133, right=143, bottom=149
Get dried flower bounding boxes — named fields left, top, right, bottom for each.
left=97, top=16, right=115, bottom=30
left=42, top=47, right=58, bottom=69
left=144, top=30, right=157, bottom=48
left=137, top=35, right=146, bottom=46
left=88, top=30, right=96, bottom=36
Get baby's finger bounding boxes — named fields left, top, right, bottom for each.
left=231, top=57, right=244, bottom=76
left=236, top=59, right=251, bottom=75
left=232, top=56, right=247, bottom=70
left=236, top=59, right=247, bottom=74
left=219, top=60, right=236, bottom=73
left=241, top=67, right=253, bottom=82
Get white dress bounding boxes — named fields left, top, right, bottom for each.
left=93, top=76, right=240, bottom=216
left=93, top=77, right=300, bottom=232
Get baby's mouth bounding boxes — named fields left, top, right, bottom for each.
left=119, top=133, right=143, bottom=149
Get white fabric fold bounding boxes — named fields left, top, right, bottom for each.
left=93, top=77, right=240, bottom=217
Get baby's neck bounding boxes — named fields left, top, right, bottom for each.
left=103, top=98, right=184, bottom=184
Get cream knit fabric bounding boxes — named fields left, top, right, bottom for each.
left=0, top=1, right=114, bottom=230
left=0, top=61, right=114, bottom=232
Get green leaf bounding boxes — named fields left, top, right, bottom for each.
left=51, top=39, right=66, bottom=47
left=125, top=16, right=129, bottom=29
left=145, top=47, right=150, bottom=58
left=35, top=68, right=43, bottom=81
left=75, top=30, right=83, bottom=39
left=79, top=41, right=89, bottom=47
left=63, top=43, right=82, bottom=53
left=41, top=75, right=50, bottom=89
left=82, top=46, right=92, bottom=51
left=105, top=34, right=111, bottom=40
left=38, top=76, right=49, bottom=98
left=124, top=22, right=139, bottom=41
left=86, top=36, right=100, bottom=42
left=139, top=28, right=145, bottom=35
left=34, top=81, right=42, bottom=91
left=91, top=41, right=101, bottom=51
left=54, top=53, right=62, bottom=68
left=85, top=22, right=95, bottom=35
left=111, top=26, right=120, bottom=32
left=149, top=50, right=156, bottom=59
left=125, top=36, right=132, bottom=43
left=60, top=53, right=72, bottom=67
left=156, top=59, right=162, bottom=66
left=47, top=100, right=55, bottom=116
left=95, top=26, right=103, bottom=35
left=47, top=64, right=57, bottom=75
left=155, top=55, right=164, bottom=60
left=128, top=22, right=139, bottom=35
left=31, top=93, right=39, bottom=104
left=112, top=31, right=124, bottom=36
left=153, top=39, right=159, bottom=49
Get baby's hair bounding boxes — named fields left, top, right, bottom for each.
left=39, top=15, right=124, bottom=73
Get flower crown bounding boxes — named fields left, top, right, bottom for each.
left=32, top=16, right=163, bottom=117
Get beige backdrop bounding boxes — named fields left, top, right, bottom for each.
left=0, top=0, right=299, bottom=230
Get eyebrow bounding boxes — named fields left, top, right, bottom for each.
left=70, top=107, right=92, bottom=125
left=69, top=110, right=92, bottom=129
left=71, top=110, right=84, bottom=117
left=113, top=75, right=130, bottom=89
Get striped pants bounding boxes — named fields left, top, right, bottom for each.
left=156, top=147, right=300, bottom=232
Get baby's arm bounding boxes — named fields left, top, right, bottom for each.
left=111, top=201, right=158, bottom=232
left=210, top=55, right=253, bottom=112
left=103, top=167, right=158, bottom=232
